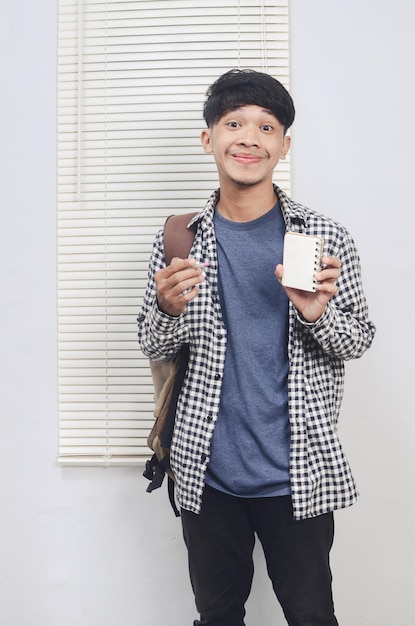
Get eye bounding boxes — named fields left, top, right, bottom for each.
left=226, top=121, right=240, bottom=129
left=261, top=124, right=273, bottom=132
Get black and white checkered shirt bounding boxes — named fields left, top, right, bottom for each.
left=138, top=186, right=376, bottom=520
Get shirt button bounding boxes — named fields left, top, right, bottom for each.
left=201, top=453, right=207, bottom=463
left=214, top=373, right=221, bottom=380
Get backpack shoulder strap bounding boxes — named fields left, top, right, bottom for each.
left=163, top=212, right=198, bottom=265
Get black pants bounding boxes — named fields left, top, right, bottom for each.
left=181, top=485, right=339, bottom=626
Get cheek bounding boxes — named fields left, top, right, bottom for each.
left=213, top=142, right=229, bottom=158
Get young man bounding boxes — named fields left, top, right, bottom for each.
left=138, top=69, right=376, bottom=626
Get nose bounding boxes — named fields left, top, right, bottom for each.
left=238, top=124, right=260, bottom=148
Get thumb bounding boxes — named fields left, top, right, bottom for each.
left=275, top=264, right=284, bottom=283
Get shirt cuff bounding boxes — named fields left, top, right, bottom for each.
left=296, top=305, right=334, bottom=339
left=148, top=301, right=187, bottom=341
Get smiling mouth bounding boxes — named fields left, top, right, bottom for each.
left=231, top=153, right=263, bottom=164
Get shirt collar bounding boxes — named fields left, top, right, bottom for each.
left=274, top=185, right=308, bottom=230
left=188, top=185, right=309, bottom=232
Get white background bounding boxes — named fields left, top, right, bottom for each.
left=1, top=1, right=414, bottom=624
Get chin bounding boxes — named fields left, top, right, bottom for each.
left=230, top=177, right=263, bottom=188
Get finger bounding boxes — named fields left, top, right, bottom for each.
left=316, top=257, right=341, bottom=284
left=156, top=261, right=202, bottom=287
left=316, top=282, right=339, bottom=300
left=160, top=256, right=196, bottom=278
left=156, top=262, right=204, bottom=302
left=156, top=272, right=202, bottom=316
left=321, top=255, right=341, bottom=269
left=275, top=264, right=284, bottom=283
left=316, top=267, right=340, bottom=283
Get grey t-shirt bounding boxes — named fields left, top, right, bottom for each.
left=206, top=202, right=291, bottom=497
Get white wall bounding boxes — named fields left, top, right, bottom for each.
left=0, top=1, right=413, bottom=624
left=289, top=3, right=415, bottom=621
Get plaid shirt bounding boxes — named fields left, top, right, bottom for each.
left=137, top=186, right=376, bottom=520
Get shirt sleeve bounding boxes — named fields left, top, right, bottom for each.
left=296, top=228, right=376, bottom=361
left=137, top=229, right=190, bottom=361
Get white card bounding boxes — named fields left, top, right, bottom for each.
left=281, top=232, right=324, bottom=292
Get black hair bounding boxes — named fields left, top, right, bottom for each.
left=203, top=69, right=295, bottom=133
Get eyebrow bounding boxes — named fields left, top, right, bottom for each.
left=225, top=107, right=275, bottom=117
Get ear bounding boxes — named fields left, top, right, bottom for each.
left=280, top=134, right=291, bottom=160
left=201, top=129, right=213, bottom=154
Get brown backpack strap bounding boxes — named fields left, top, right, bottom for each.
left=163, top=212, right=198, bottom=265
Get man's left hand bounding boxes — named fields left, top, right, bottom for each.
left=275, top=256, right=341, bottom=323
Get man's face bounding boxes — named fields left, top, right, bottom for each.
left=201, top=104, right=290, bottom=189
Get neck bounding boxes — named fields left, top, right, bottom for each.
left=216, top=182, right=277, bottom=222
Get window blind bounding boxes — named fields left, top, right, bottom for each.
left=58, top=0, right=291, bottom=465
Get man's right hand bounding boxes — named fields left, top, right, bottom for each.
left=155, top=258, right=205, bottom=317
